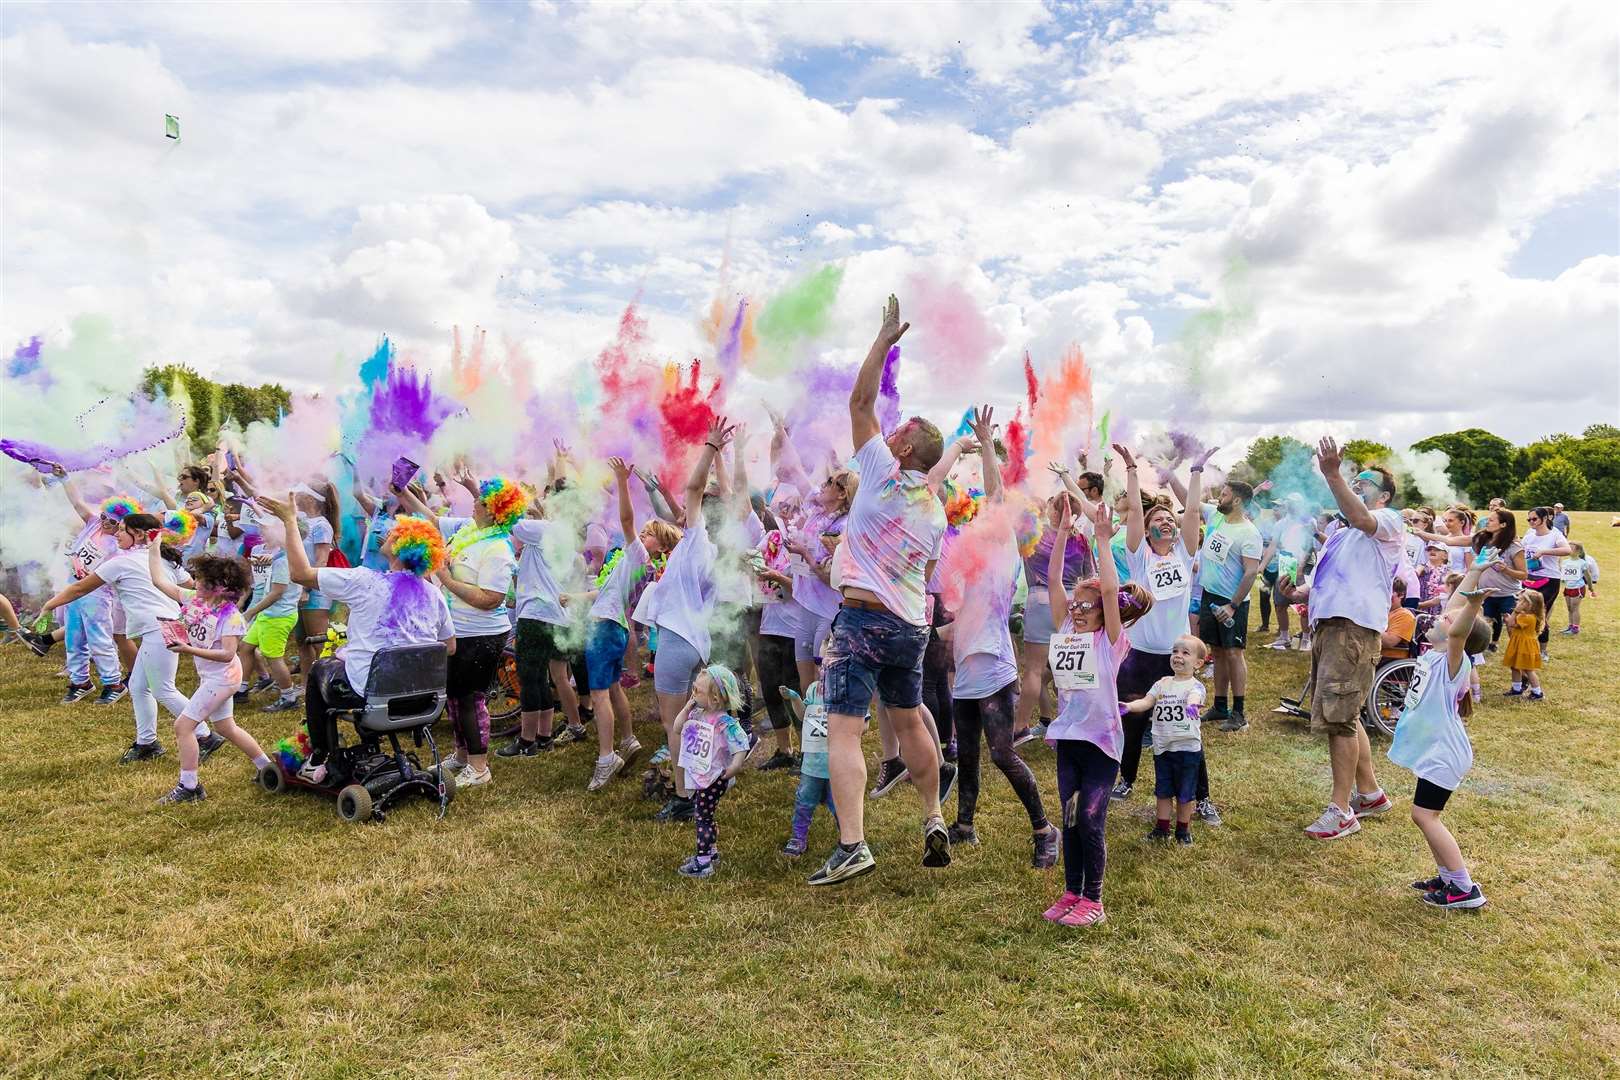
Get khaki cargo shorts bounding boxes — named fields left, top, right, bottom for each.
left=1309, top=617, right=1379, bottom=738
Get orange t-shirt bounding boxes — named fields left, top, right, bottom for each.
left=1382, top=606, right=1417, bottom=659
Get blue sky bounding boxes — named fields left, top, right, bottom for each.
left=2, top=0, right=1616, bottom=452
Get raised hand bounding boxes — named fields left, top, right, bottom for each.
left=1193, top=444, right=1221, bottom=470
left=1047, top=460, right=1069, bottom=478
left=877, top=294, right=910, bottom=348
left=1091, top=500, right=1114, bottom=536
left=607, top=456, right=631, bottom=482
left=969, top=404, right=995, bottom=445
left=255, top=495, right=296, bottom=523
left=1111, top=443, right=1138, bottom=471
left=1316, top=437, right=1344, bottom=477
left=705, top=414, right=738, bottom=450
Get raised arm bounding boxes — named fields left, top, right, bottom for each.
left=1114, top=444, right=1144, bottom=551
left=393, top=480, right=440, bottom=529
left=256, top=496, right=321, bottom=589
left=634, top=466, right=681, bottom=524
left=352, top=479, right=378, bottom=517
left=149, top=461, right=179, bottom=510
left=147, top=537, right=187, bottom=603
left=1093, top=504, right=1124, bottom=645
left=1047, top=500, right=1073, bottom=615
left=50, top=467, right=95, bottom=523
left=1182, top=445, right=1215, bottom=558
left=928, top=434, right=976, bottom=492
left=1316, top=438, right=1376, bottom=535
left=608, top=457, right=636, bottom=543
left=1444, top=557, right=1490, bottom=676
left=684, top=415, right=737, bottom=523
left=849, top=295, right=909, bottom=450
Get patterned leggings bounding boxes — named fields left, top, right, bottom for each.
left=692, top=777, right=730, bottom=858
left=953, top=681, right=1047, bottom=830
left=1056, top=739, right=1118, bottom=902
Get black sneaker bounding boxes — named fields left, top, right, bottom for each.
left=555, top=724, right=589, bottom=746
left=119, top=741, right=164, bottom=764
left=757, top=750, right=798, bottom=772
left=61, top=682, right=95, bottom=704
left=248, top=676, right=274, bottom=694
left=1110, top=781, right=1133, bottom=801
left=157, top=782, right=207, bottom=805
left=262, top=695, right=301, bottom=713
left=1175, top=830, right=1194, bottom=846
left=1032, top=825, right=1059, bottom=869
left=807, top=842, right=876, bottom=886
left=1421, top=882, right=1487, bottom=910
left=496, top=738, right=539, bottom=758
left=654, top=796, right=694, bottom=823
left=1410, top=874, right=1445, bottom=893
left=922, top=816, right=952, bottom=868
left=1206, top=708, right=1231, bottom=725
left=1144, top=827, right=1172, bottom=844
left=233, top=688, right=251, bottom=705
left=95, top=683, right=128, bottom=705
left=947, top=821, right=979, bottom=845
left=1219, top=711, right=1249, bottom=733
left=23, top=631, right=55, bottom=657
left=196, top=733, right=227, bottom=762
left=870, top=757, right=909, bottom=798
left=1195, top=799, right=1223, bottom=826
left=938, top=761, right=958, bottom=804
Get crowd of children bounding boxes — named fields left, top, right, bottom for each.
left=4, top=299, right=1603, bottom=927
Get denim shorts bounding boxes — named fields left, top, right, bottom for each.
left=1154, top=749, right=1202, bottom=803
left=585, top=619, right=629, bottom=692
left=820, top=606, right=929, bottom=716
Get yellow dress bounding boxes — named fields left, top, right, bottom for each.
left=1502, top=613, right=1542, bottom=671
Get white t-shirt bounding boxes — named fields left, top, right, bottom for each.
left=1388, top=648, right=1473, bottom=791
left=949, top=534, right=1020, bottom=700
left=840, top=435, right=946, bottom=626
left=1125, top=539, right=1195, bottom=654
left=1522, top=528, right=1567, bottom=582
left=790, top=511, right=845, bottom=619
left=1147, top=675, right=1206, bottom=755
left=1308, top=507, right=1405, bottom=632
left=65, top=521, right=118, bottom=581
left=317, top=568, right=455, bottom=693
left=589, top=539, right=649, bottom=629
left=185, top=511, right=217, bottom=562
left=302, top=514, right=334, bottom=566
left=178, top=598, right=247, bottom=680
left=1561, top=555, right=1593, bottom=590
left=261, top=551, right=302, bottom=617
left=652, top=512, right=717, bottom=658
left=511, top=518, right=571, bottom=626
left=438, top=518, right=517, bottom=638
left=94, top=550, right=181, bottom=637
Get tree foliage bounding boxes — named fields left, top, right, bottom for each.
left=1243, top=435, right=1313, bottom=483
left=1341, top=440, right=1393, bottom=468
left=1408, top=429, right=1520, bottom=506
left=1512, top=457, right=1591, bottom=511
left=141, top=364, right=291, bottom=457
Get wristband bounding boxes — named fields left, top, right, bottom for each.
left=704, top=442, right=720, bottom=451
left=1125, top=466, right=1137, bottom=472
left=1188, top=466, right=1204, bottom=473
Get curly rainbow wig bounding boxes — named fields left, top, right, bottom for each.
left=1013, top=498, right=1044, bottom=560
left=478, top=476, right=529, bottom=531
left=98, top=495, right=144, bottom=524
left=942, top=478, right=984, bottom=532
left=160, top=509, right=198, bottom=547
left=385, top=515, right=447, bottom=577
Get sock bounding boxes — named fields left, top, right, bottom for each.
left=1439, top=865, right=1473, bottom=892
left=238, top=682, right=249, bottom=692
left=252, top=754, right=270, bottom=768
left=279, top=688, right=297, bottom=701
left=1511, top=681, right=1522, bottom=691
left=179, top=769, right=198, bottom=788
left=597, top=753, right=614, bottom=765
left=1215, top=696, right=1228, bottom=714
left=1234, top=695, right=1246, bottom=714
left=1156, top=817, right=1171, bottom=832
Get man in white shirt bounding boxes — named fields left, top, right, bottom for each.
left=1302, top=441, right=1398, bottom=841
left=810, top=296, right=950, bottom=887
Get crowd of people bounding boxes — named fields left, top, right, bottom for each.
left=2, top=296, right=1602, bottom=924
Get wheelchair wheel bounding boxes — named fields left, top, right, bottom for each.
left=1365, top=659, right=1418, bottom=738
left=485, top=653, right=521, bottom=725
left=336, top=783, right=374, bottom=823
left=257, top=764, right=286, bottom=794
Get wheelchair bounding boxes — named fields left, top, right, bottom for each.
left=257, top=643, right=456, bottom=823
left=1274, top=639, right=1422, bottom=738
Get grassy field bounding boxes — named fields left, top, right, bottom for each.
left=2, top=512, right=1617, bottom=1079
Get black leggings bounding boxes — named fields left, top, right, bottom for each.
left=1120, top=711, right=1210, bottom=799
left=756, top=633, right=797, bottom=733
left=1259, top=584, right=1273, bottom=628
left=447, top=632, right=507, bottom=756
left=1056, top=739, right=1117, bottom=902
left=693, top=776, right=729, bottom=857
left=922, top=619, right=953, bottom=747
left=303, top=657, right=362, bottom=766
left=516, top=620, right=559, bottom=712
left=953, top=682, right=1047, bottom=831
left=1532, top=579, right=1560, bottom=645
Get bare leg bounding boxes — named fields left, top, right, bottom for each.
left=176, top=716, right=201, bottom=773
left=1353, top=723, right=1379, bottom=794
left=115, top=633, right=137, bottom=675
left=609, top=684, right=634, bottom=741
left=877, top=701, right=900, bottom=760
left=1214, top=651, right=1231, bottom=701
left=1014, top=640, right=1044, bottom=735
left=1412, top=806, right=1464, bottom=871
left=657, top=690, right=689, bottom=795
left=1329, top=732, right=1360, bottom=809
left=890, top=705, right=941, bottom=820
left=1227, top=648, right=1248, bottom=697
left=550, top=658, right=582, bottom=727
left=214, top=717, right=267, bottom=761
left=827, top=712, right=868, bottom=843
left=521, top=707, right=556, bottom=741
left=796, top=659, right=818, bottom=696
left=591, top=689, right=614, bottom=756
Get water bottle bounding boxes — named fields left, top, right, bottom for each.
left=1217, top=605, right=1235, bottom=629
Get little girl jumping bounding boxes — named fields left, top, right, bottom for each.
left=146, top=542, right=274, bottom=804
left=1501, top=590, right=1546, bottom=700
left=1042, top=501, right=1154, bottom=927
left=675, top=664, right=751, bottom=878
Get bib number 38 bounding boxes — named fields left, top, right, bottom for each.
left=1048, top=633, right=1098, bottom=691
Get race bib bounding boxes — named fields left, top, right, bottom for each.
left=1206, top=530, right=1231, bottom=562
left=1401, top=662, right=1431, bottom=714
left=1048, top=633, right=1098, bottom=691
left=1151, top=696, right=1196, bottom=740
left=67, top=537, right=109, bottom=580
left=1147, top=557, right=1188, bottom=601
left=677, top=719, right=721, bottom=776
left=802, top=702, right=829, bottom=755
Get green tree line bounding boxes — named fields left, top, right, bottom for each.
left=1240, top=424, right=1619, bottom=510
left=140, top=364, right=292, bottom=458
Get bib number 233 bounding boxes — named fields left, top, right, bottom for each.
left=1048, top=634, right=1098, bottom=691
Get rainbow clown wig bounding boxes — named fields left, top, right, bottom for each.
left=478, top=476, right=529, bottom=531
left=160, top=509, right=198, bottom=547
left=98, top=495, right=144, bottom=525
left=384, top=516, right=447, bottom=577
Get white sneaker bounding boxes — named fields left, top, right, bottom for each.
left=456, top=765, right=492, bottom=788
left=1266, top=637, right=1292, bottom=650
left=1304, top=803, right=1360, bottom=841
left=440, top=755, right=468, bottom=774
left=588, top=753, right=625, bottom=792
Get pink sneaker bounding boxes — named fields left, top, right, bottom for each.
left=1042, top=891, right=1082, bottom=922
left=1058, top=897, right=1107, bottom=927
